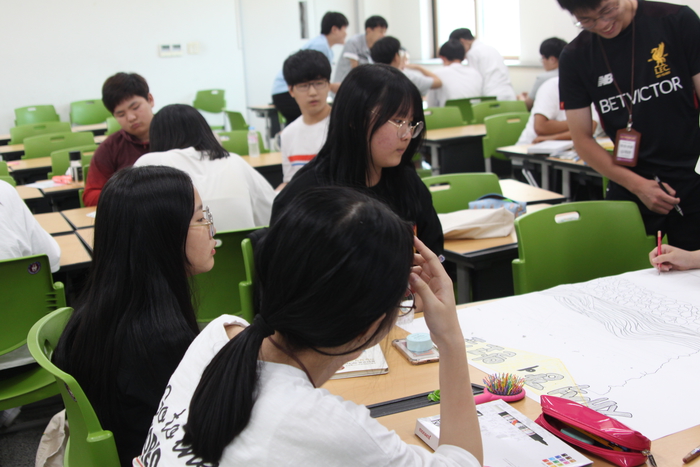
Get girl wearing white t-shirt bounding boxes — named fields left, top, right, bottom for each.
left=135, top=186, right=483, bottom=467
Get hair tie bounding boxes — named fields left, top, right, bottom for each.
left=254, top=314, right=275, bottom=337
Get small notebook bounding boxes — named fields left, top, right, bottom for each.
left=415, top=400, right=592, bottom=467
left=330, top=344, right=388, bottom=379
left=527, top=140, right=574, bottom=155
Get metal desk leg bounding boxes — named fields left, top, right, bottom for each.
left=560, top=168, right=571, bottom=199
left=428, top=143, right=440, bottom=175
left=541, top=162, right=550, bottom=191
left=456, top=264, right=472, bottom=304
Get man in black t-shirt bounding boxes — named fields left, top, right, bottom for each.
left=557, top=0, right=700, bottom=250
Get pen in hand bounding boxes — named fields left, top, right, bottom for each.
left=656, top=231, right=662, bottom=275
left=653, top=175, right=684, bottom=216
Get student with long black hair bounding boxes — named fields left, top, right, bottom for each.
left=135, top=104, right=275, bottom=231
left=136, top=187, right=483, bottom=466
left=271, top=63, right=443, bottom=254
left=54, top=166, right=217, bottom=466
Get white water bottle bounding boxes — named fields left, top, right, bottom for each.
left=247, top=126, right=260, bottom=158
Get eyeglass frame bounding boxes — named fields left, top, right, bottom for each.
left=293, top=79, right=330, bottom=93
left=386, top=119, right=424, bottom=140
left=572, top=0, right=620, bottom=29
left=398, top=289, right=416, bottom=317
left=190, top=205, right=216, bottom=239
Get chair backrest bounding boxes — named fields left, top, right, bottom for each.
left=194, top=227, right=260, bottom=324
left=47, top=145, right=98, bottom=178
left=15, top=105, right=60, bottom=126
left=0, top=255, right=66, bottom=355
left=472, top=100, right=528, bottom=124
left=193, top=89, right=226, bottom=113
left=443, top=96, right=496, bottom=125
left=423, top=107, right=464, bottom=130
left=23, top=131, right=95, bottom=160
left=70, top=100, right=111, bottom=125
left=105, top=117, right=121, bottom=136
left=9, top=122, right=72, bottom=145
left=238, top=237, right=256, bottom=322
left=0, top=160, right=10, bottom=176
left=27, top=308, right=121, bottom=467
left=422, top=173, right=502, bottom=213
left=482, top=112, right=530, bottom=160
left=512, top=201, right=655, bottom=295
left=225, top=110, right=248, bottom=130
left=218, top=130, right=268, bottom=156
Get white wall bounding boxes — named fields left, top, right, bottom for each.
left=0, top=0, right=246, bottom=134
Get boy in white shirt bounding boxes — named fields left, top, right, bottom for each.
left=277, top=50, right=332, bottom=190
left=427, top=40, right=483, bottom=108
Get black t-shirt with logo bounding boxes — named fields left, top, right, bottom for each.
left=559, top=0, right=700, bottom=197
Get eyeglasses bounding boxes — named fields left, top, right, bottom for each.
left=386, top=119, right=424, bottom=139
left=398, top=289, right=416, bottom=317
left=573, top=0, right=620, bottom=29
left=190, top=206, right=216, bottom=239
left=294, top=80, right=329, bottom=93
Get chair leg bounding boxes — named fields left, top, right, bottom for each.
left=521, top=168, right=539, bottom=188
left=485, top=158, right=492, bottom=173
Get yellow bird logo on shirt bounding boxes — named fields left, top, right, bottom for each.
left=648, top=42, right=670, bottom=78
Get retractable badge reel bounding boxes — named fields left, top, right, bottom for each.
left=613, top=115, right=641, bottom=167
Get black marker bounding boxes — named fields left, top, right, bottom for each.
left=653, top=175, right=684, bottom=216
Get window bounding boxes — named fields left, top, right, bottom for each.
left=433, top=0, right=520, bottom=59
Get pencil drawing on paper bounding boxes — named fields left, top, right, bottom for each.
left=544, top=277, right=700, bottom=351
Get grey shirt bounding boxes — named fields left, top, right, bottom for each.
left=334, top=33, right=372, bottom=83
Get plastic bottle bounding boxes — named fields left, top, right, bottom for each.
left=69, top=150, right=83, bottom=182
left=247, top=126, right=260, bottom=158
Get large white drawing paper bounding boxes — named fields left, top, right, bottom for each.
left=400, top=268, right=700, bottom=440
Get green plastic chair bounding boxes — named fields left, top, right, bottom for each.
left=238, top=238, right=256, bottom=321
left=22, top=131, right=95, bottom=160
left=512, top=201, right=656, bottom=295
left=444, top=96, right=497, bottom=125
left=194, top=227, right=261, bottom=324
left=105, top=117, right=121, bottom=136
left=423, top=107, right=464, bottom=130
left=9, top=122, right=72, bottom=145
left=225, top=110, right=248, bottom=130
left=0, top=254, right=66, bottom=411
left=193, top=90, right=226, bottom=130
left=422, top=173, right=502, bottom=213
left=218, top=130, right=268, bottom=156
left=28, top=308, right=121, bottom=467
left=14, top=105, right=60, bottom=126
left=472, top=100, right=528, bottom=124
left=70, top=100, right=111, bottom=125
left=482, top=112, right=530, bottom=173
left=47, top=145, right=98, bottom=178
left=0, top=161, right=15, bottom=186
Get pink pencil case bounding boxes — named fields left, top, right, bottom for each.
left=535, top=395, right=655, bottom=467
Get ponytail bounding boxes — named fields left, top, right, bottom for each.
left=183, top=317, right=273, bottom=463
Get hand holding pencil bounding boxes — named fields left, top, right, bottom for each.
left=649, top=244, right=700, bottom=272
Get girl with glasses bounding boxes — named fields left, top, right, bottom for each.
left=136, top=186, right=483, bottom=466
left=271, top=63, right=443, bottom=255
left=54, top=166, right=216, bottom=466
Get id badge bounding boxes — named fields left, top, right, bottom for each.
left=613, top=128, right=641, bottom=167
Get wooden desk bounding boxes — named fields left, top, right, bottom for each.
left=34, top=212, right=73, bottom=235
left=27, top=180, right=84, bottom=211
left=500, top=178, right=567, bottom=205
left=6, top=156, right=52, bottom=184
left=241, top=151, right=283, bottom=187
left=329, top=303, right=699, bottom=466
left=15, top=185, right=42, bottom=201
left=54, top=233, right=91, bottom=270
left=423, top=124, right=486, bottom=175
left=75, top=227, right=94, bottom=251
left=60, top=206, right=96, bottom=229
